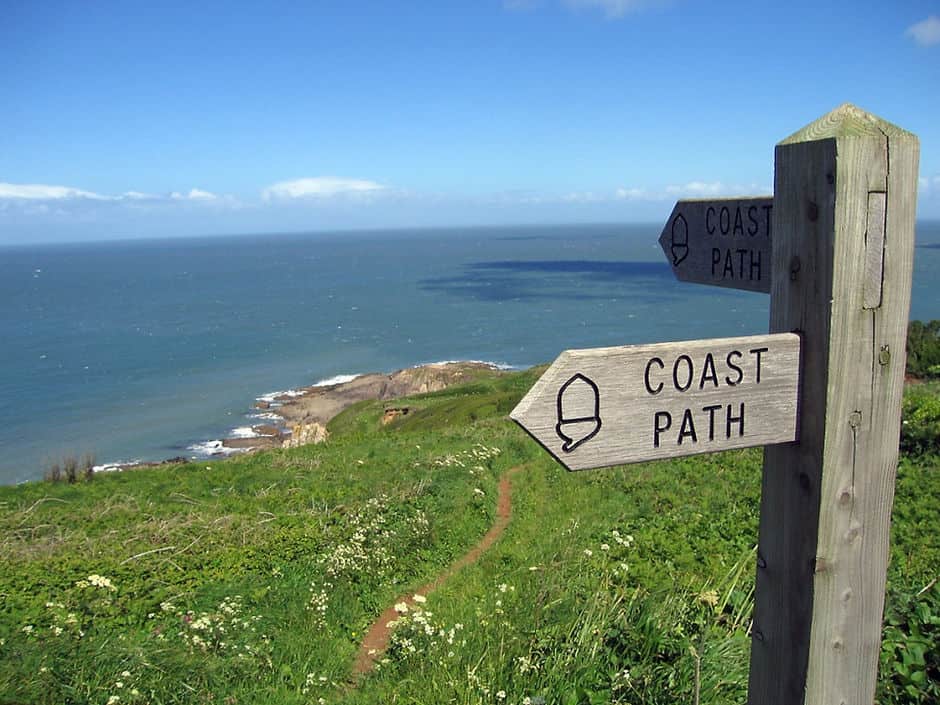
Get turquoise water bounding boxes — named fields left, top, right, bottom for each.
left=2, top=222, right=939, bottom=484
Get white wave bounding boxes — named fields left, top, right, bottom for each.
left=421, top=360, right=517, bottom=371
left=187, top=440, right=247, bottom=456
left=229, top=426, right=260, bottom=439
left=248, top=411, right=282, bottom=421
left=256, top=389, right=306, bottom=403
left=313, top=373, right=360, bottom=387
left=92, top=460, right=142, bottom=473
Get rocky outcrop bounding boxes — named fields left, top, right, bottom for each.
left=381, top=407, right=410, bottom=425
left=224, top=362, right=505, bottom=452
left=273, top=362, right=504, bottom=427
left=282, top=422, right=329, bottom=448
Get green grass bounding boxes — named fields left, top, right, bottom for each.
left=0, top=370, right=937, bottom=704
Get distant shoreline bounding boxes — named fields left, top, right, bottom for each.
left=223, top=360, right=510, bottom=450
left=96, top=361, right=511, bottom=473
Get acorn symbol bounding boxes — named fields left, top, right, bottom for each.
left=555, top=373, right=602, bottom=453
left=671, top=212, right=689, bottom=266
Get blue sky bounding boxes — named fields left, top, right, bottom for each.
left=1, top=0, right=938, bottom=243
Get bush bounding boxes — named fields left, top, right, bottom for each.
left=43, top=461, right=61, bottom=483
left=81, top=453, right=95, bottom=481
left=880, top=581, right=940, bottom=704
left=901, top=385, right=940, bottom=456
left=43, top=454, right=96, bottom=483
left=63, top=456, right=77, bottom=483
left=907, top=321, right=940, bottom=380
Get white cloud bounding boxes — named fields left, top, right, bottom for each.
left=906, top=16, right=940, bottom=46
left=170, top=188, right=218, bottom=201
left=562, top=190, right=603, bottom=203
left=261, top=177, right=386, bottom=201
left=0, top=181, right=235, bottom=215
left=615, top=187, right=664, bottom=201
left=563, top=0, right=656, bottom=18
left=665, top=181, right=726, bottom=196
left=528, top=181, right=772, bottom=204
left=0, top=182, right=106, bottom=200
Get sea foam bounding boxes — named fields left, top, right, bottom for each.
left=187, top=440, right=247, bottom=456
left=422, top=360, right=517, bottom=371
left=229, top=426, right=261, bottom=439
left=313, top=373, right=361, bottom=387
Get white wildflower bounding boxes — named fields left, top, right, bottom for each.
left=87, top=574, right=116, bottom=591
left=699, top=589, right=719, bottom=607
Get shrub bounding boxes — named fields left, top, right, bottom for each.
left=879, top=581, right=940, bottom=704
left=901, top=385, right=940, bottom=456
left=81, top=453, right=95, bottom=481
left=42, top=454, right=96, bottom=483
left=44, top=461, right=62, bottom=483
left=63, top=456, right=78, bottom=484
left=907, top=321, right=940, bottom=380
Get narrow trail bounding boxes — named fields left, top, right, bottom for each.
left=351, top=465, right=523, bottom=677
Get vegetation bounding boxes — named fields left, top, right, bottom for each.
left=44, top=454, right=95, bottom=484
left=907, top=320, right=940, bottom=380
left=1, top=367, right=937, bottom=704
left=902, top=382, right=940, bottom=456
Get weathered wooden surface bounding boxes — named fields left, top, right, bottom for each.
left=510, top=332, right=800, bottom=471
left=747, top=103, right=919, bottom=705
left=658, top=197, right=774, bottom=293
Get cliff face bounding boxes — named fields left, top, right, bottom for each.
left=282, top=422, right=329, bottom=448
left=375, top=362, right=494, bottom=398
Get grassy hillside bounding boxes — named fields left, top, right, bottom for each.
left=0, top=371, right=936, bottom=704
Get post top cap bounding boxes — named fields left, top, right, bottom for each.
left=780, top=103, right=916, bottom=145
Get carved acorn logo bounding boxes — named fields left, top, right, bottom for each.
left=555, top=373, right=602, bottom=453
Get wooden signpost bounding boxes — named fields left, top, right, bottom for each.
left=659, top=197, right=774, bottom=293
left=511, top=104, right=919, bottom=705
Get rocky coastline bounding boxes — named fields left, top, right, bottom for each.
left=218, top=361, right=506, bottom=452
left=98, top=361, right=507, bottom=473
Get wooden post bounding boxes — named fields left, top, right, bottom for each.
left=747, top=104, right=919, bottom=704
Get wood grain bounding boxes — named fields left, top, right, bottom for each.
left=511, top=332, right=800, bottom=471
left=747, top=104, right=919, bottom=705
left=658, top=197, right=774, bottom=293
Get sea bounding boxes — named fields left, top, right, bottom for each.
left=3, top=222, right=940, bottom=485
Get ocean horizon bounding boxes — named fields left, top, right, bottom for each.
left=4, top=221, right=940, bottom=485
